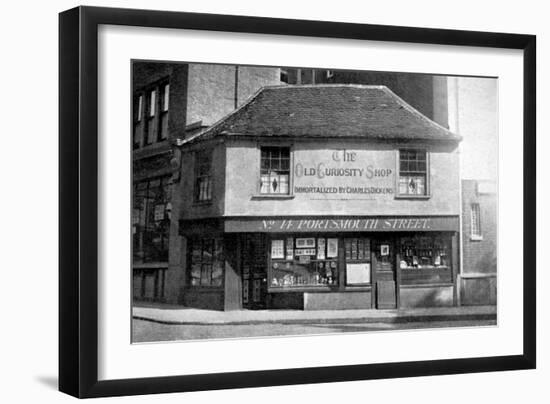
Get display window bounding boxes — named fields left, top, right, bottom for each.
left=269, top=236, right=338, bottom=288
left=344, top=237, right=372, bottom=285
left=399, top=233, right=453, bottom=284
left=189, top=238, right=224, bottom=287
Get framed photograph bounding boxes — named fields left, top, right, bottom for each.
left=59, top=6, right=536, bottom=399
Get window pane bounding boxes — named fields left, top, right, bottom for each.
left=162, top=84, right=169, bottom=111
left=281, top=158, right=290, bottom=171
left=136, top=95, right=143, bottom=122
left=260, top=147, right=291, bottom=194
left=149, top=90, right=156, bottom=116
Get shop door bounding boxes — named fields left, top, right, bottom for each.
left=373, top=239, right=397, bottom=309
left=241, top=234, right=267, bottom=309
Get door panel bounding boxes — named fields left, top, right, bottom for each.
left=373, top=239, right=397, bottom=309
left=241, top=234, right=267, bottom=309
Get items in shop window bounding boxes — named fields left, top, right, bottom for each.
left=298, top=255, right=311, bottom=264
left=286, top=237, right=294, bottom=260
left=295, top=248, right=316, bottom=256
left=296, top=238, right=315, bottom=248
left=327, top=238, right=338, bottom=257
left=317, top=238, right=326, bottom=259
left=357, top=239, right=364, bottom=259
left=271, top=239, right=285, bottom=259
left=154, top=204, right=165, bottom=221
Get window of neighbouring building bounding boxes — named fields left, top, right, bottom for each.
left=471, top=203, right=482, bottom=239
left=260, top=146, right=290, bottom=195
left=398, top=149, right=428, bottom=196
left=133, top=79, right=169, bottom=148
left=269, top=236, right=338, bottom=288
left=194, top=149, right=213, bottom=202
left=159, top=83, right=169, bottom=140
left=145, top=89, right=157, bottom=145
left=189, top=238, right=224, bottom=287
left=133, top=95, right=143, bottom=149
left=132, top=176, right=172, bottom=263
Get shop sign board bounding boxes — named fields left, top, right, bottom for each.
left=224, top=216, right=459, bottom=233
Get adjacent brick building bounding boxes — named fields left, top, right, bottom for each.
left=132, top=62, right=281, bottom=303
left=460, top=179, right=497, bottom=305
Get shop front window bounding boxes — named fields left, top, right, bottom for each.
left=344, top=237, right=371, bottom=285
left=189, top=238, right=224, bottom=287
left=269, top=237, right=338, bottom=288
left=132, top=176, right=172, bottom=263
left=398, top=149, right=428, bottom=196
left=399, top=233, right=452, bottom=284
left=260, top=146, right=290, bottom=194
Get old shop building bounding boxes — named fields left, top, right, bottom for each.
left=172, top=84, right=462, bottom=310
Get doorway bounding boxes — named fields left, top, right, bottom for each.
left=373, top=239, right=397, bottom=309
left=241, top=234, right=267, bottom=309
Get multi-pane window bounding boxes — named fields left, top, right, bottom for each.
left=398, top=149, right=427, bottom=196
left=133, top=80, right=169, bottom=149
left=132, top=176, right=172, bottom=263
left=159, top=83, right=169, bottom=140
left=471, top=203, right=482, bottom=238
left=195, top=150, right=213, bottom=202
left=189, top=238, right=224, bottom=287
left=145, top=89, right=157, bottom=144
left=269, top=237, right=338, bottom=288
left=133, top=95, right=143, bottom=149
left=260, top=147, right=290, bottom=194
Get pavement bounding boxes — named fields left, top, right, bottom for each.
left=133, top=302, right=496, bottom=326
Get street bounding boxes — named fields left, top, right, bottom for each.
left=132, top=318, right=496, bottom=343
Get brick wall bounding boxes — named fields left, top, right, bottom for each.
left=461, top=180, right=497, bottom=274
left=460, top=179, right=497, bottom=305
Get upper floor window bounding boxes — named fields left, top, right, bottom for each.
left=194, top=149, right=213, bottom=202
left=260, top=146, right=290, bottom=194
left=145, top=89, right=157, bottom=145
left=133, top=95, right=143, bottom=149
left=133, top=79, right=169, bottom=149
left=471, top=203, right=482, bottom=239
left=159, top=83, right=169, bottom=140
left=398, top=149, right=427, bottom=196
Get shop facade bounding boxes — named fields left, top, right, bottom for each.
left=175, top=84, right=462, bottom=310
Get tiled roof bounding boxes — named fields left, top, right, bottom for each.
left=180, top=84, right=461, bottom=145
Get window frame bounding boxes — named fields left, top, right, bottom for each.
left=159, top=82, right=170, bottom=141
left=187, top=238, right=224, bottom=288
left=132, top=176, right=172, bottom=264
left=194, top=148, right=213, bottom=203
left=256, top=144, right=294, bottom=198
left=470, top=202, right=483, bottom=240
left=395, top=148, right=430, bottom=199
left=132, top=94, right=144, bottom=149
left=133, top=78, right=170, bottom=149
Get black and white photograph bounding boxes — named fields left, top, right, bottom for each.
left=131, top=62, right=498, bottom=343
